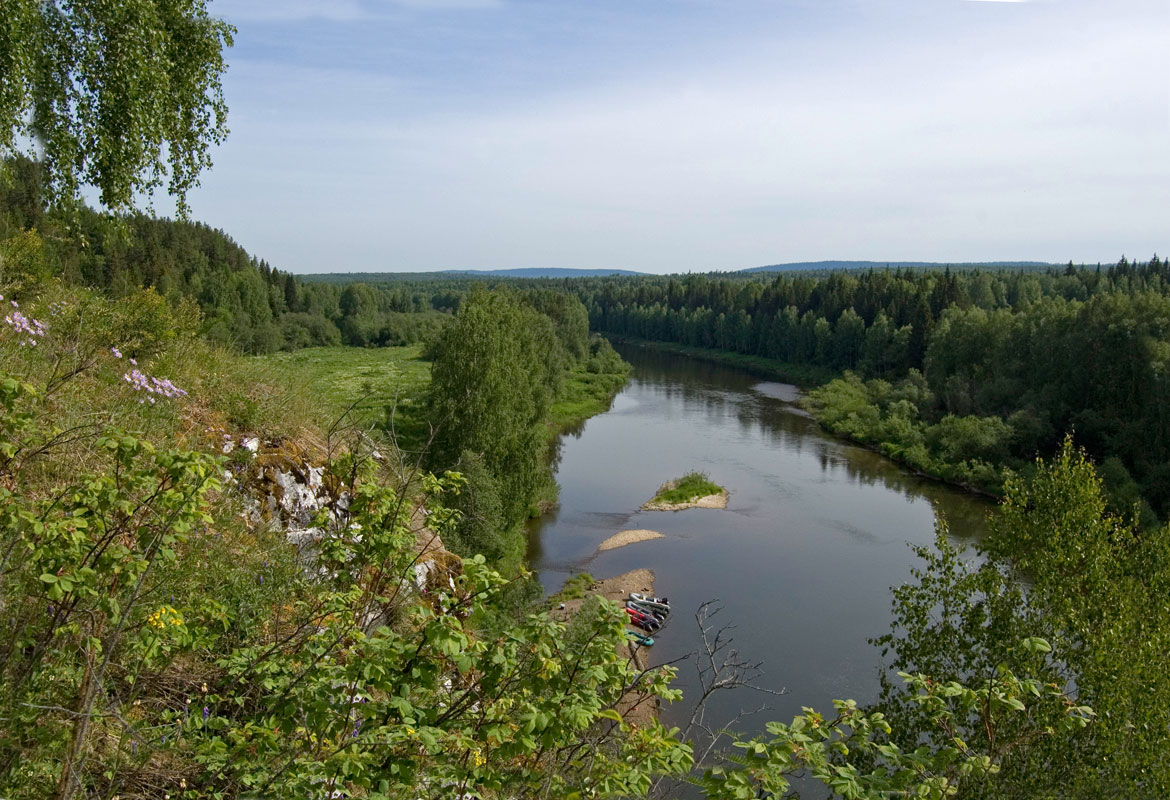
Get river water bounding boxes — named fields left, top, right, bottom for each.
left=527, top=343, right=992, bottom=743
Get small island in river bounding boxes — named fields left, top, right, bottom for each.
left=598, top=529, right=665, bottom=552
left=642, top=471, right=729, bottom=511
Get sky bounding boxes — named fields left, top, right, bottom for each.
left=169, top=0, right=1170, bottom=274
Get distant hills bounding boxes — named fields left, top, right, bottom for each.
left=302, top=268, right=647, bottom=282
left=439, top=267, right=647, bottom=277
left=303, top=262, right=1068, bottom=283
left=741, top=260, right=1057, bottom=273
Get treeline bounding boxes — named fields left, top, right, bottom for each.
left=0, top=158, right=457, bottom=353
left=573, top=261, right=1170, bottom=517
left=575, top=263, right=1169, bottom=373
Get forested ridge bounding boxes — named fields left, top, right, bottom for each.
left=0, top=159, right=458, bottom=353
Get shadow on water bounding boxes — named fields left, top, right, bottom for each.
left=527, top=342, right=994, bottom=776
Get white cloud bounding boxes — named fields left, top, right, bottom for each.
left=190, top=0, right=1169, bottom=272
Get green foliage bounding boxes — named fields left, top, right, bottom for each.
left=427, top=289, right=565, bottom=530
left=802, top=372, right=1010, bottom=495
left=551, top=572, right=595, bottom=603
left=0, top=1, right=234, bottom=215
left=700, top=658, right=1090, bottom=800
left=0, top=285, right=691, bottom=799
left=875, top=439, right=1170, bottom=796
left=547, top=336, right=632, bottom=430
left=651, top=472, right=724, bottom=505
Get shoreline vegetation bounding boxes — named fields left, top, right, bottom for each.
left=643, top=472, right=729, bottom=511
left=547, top=341, right=632, bottom=431
left=799, top=373, right=1012, bottom=501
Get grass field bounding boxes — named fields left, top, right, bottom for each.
left=258, top=345, right=431, bottom=433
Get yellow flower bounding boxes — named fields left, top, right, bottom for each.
left=472, top=748, right=486, bottom=767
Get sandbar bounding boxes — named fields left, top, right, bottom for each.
left=597, top=529, right=665, bottom=551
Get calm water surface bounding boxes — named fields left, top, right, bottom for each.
left=527, top=344, right=992, bottom=738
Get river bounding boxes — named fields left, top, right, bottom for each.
left=527, top=343, right=993, bottom=748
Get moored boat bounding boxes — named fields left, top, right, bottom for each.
left=627, top=600, right=667, bottom=620
left=624, top=608, right=660, bottom=631
left=630, top=592, right=670, bottom=611
left=626, top=629, right=655, bottom=646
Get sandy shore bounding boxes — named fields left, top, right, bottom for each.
left=597, top=529, right=665, bottom=552
left=642, top=490, right=729, bottom=512
left=554, top=568, right=660, bottom=726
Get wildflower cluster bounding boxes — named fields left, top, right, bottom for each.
left=123, top=368, right=187, bottom=403
left=147, top=606, right=184, bottom=630
left=110, top=346, right=137, bottom=365
left=48, top=300, right=69, bottom=317
left=2, top=297, right=46, bottom=346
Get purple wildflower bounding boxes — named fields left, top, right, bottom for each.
left=203, top=706, right=210, bottom=721
left=4, top=310, right=46, bottom=346
left=123, top=368, right=187, bottom=401
left=111, top=346, right=122, bottom=359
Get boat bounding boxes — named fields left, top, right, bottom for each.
left=626, top=629, right=655, bottom=646
left=627, top=600, right=667, bottom=620
left=624, top=608, right=659, bottom=631
left=627, top=601, right=667, bottom=621
left=629, top=593, right=670, bottom=611
left=625, top=607, right=659, bottom=628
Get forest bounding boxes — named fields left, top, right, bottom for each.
left=572, top=263, right=1170, bottom=520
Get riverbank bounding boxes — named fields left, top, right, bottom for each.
left=799, top=375, right=1007, bottom=500
left=553, top=569, right=660, bottom=726
left=603, top=335, right=838, bottom=388
left=606, top=337, right=1006, bottom=502
left=548, top=337, right=632, bottom=431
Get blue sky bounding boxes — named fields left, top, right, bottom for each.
left=174, top=0, right=1169, bottom=273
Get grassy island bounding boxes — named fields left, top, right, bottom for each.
left=644, top=471, right=728, bottom=510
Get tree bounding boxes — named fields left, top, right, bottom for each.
left=876, top=440, right=1170, bottom=796
left=428, top=289, right=562, bottom=528
left=1, top=1, right=234, bottom=215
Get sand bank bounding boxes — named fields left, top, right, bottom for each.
left=597, top=529, right=664, bottom=552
